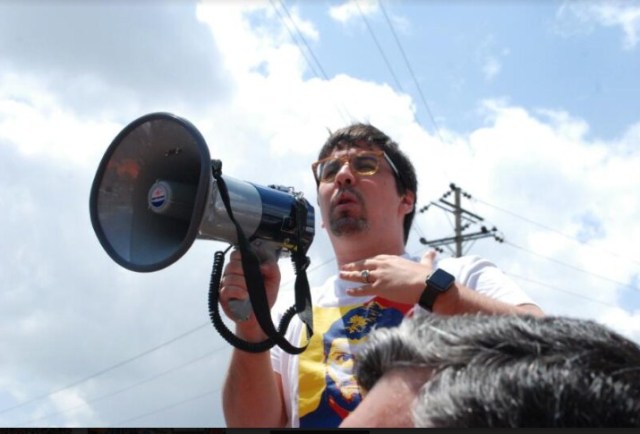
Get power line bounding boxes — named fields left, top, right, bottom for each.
left=0, top=323, right=209, bottom=417
left=439, top=192, right=639, bottom=293
left=270, top=0, right=352, bottom=123
left=15, top=242, right=629, bottom=426
left=355, top=0, right=405, bottom=91
left=407, top=244, right=628, bottom=312
left=10, top=191, right=635, bottom=426
left=504, top=240, right=639, bottom=294
left=270, top=0, right=327, bottom=80
left=357, top=0, right=459, bottom=185
left=377, top=0, right=446, bottom=146
left=114, top=388, right=219, bottom=427
left=62, top=251, right=632, bottom=427
left=78, top=236, right=638, bottom=426
left=353, top=0, right=447, bottom=146
left=21, top=345, right=231, bottom=426
left=85, top=258, right=634, bottom=427
left=418, top=184, right=504, bottom=257
left=507, top=271, right=622, bottom=309
left=414, top=187, right=637, bottom=304
left=1, top=252, right=338, bottom=422
left=474, top=196, right=640, bottom=268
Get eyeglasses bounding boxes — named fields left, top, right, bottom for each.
left=312, top=150, right=401, bottom=184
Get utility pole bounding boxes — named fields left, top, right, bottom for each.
left=418, top=183, right=504, bottom=257
left=454, top=184, right=462, bottom=257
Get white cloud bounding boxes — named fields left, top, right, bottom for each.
left=588, top=2, right=640, bottom=49
left=329, top=0, right=378, bottom=24
left=482, top=57, right=502, bottom=82
left=1, top=0, right=639, bottom=428
left=475, top=35, right=508, bottom=82
left=400, top=96, right=639, bottom=337
left=599, top=308, right=640, bottom=343
left=462, top=101, right=638, bottom=319
left=0, top=79, right=122, bottom=169
left=0, top=1, right=230, bottom=117
left=556, top=0, right=640, bottom=50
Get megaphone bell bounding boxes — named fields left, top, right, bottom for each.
left=89, top=112, right=315, bottom=272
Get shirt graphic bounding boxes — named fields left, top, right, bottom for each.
left=298, top=297, right=412, bottom=427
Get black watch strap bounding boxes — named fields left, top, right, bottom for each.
left=418, top=268, right=455, bottom=311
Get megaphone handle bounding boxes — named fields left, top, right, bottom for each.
left=227, top=241, right=279, bottom=322
left=228, top=299, right=252, bottom=322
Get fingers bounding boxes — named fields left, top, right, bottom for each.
left=340, top=260, right=367, bottom=284
left=220, top=273, right=248, bottom=297
left=420, top=250, right=437, bottom=266
left=219, top=251, right=250, bottom=319
left=339, top=255, right=393, bottom=284
left=260, top=261, right=281, bottom=281
left=219, top=249, right=281, bottom=324
left=340, top=260, right=369, bottom=272
left=222, top=249, right=244, bottom=277
left=345, top=284, right=373, bottom=297
left=340, top=254, right=397, bottom=272
left=226, top=249, right=280, bottom=280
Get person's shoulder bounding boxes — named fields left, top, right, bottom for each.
left=439, top=254, right=494, bottom=267
left=437, top=255, right=499, bottom=278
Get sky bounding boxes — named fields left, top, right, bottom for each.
left=1, top=0, right=639, bottom=428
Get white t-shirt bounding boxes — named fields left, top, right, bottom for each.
left=270, top=254, right=536, bottom=428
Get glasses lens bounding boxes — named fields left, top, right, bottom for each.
left=315, top=152, right=385, bottom=182
left=319, top=158, right=342, bottom=181
left=352, top=153, right=379, bottom=175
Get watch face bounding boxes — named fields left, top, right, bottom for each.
left=430, top=269, right=455, bottom=292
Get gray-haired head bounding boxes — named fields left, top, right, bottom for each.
left=354, top=311, right=640, bottom=427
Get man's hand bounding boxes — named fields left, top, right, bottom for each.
left=339, top=251, right=437, bottom=305
left=419, top=250, right=437, bottom=269
left=219, top=249, right=281, bottom=342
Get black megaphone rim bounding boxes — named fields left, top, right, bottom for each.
left=89, top=112, right=211, bottom=272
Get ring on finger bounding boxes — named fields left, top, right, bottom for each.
left=360, top=269, right=371, bottom=283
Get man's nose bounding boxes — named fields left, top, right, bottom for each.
left=334, top=161, right=356, bottom=186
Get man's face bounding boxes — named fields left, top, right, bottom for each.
left=317, top=145, right=410, bottom=240
left=325, top=337, right=361, bottom=406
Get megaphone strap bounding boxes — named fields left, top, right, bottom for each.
left=290, top=196, right=314, bottom=339
left=208, top=249, right=276, bottom=352
left=209, top=161, right=313, bottom=354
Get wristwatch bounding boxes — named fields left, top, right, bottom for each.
left=418, top=268, right=455, bottom=311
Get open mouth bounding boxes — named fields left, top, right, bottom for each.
left=332, top=191, right=359, bottom=210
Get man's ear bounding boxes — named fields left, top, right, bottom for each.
left=400, top=190, right=415, bottom=215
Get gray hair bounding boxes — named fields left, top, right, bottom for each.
left=354, top=311, right=640, bottom=427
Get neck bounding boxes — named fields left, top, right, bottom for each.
left=331, top=232, right=406, bottom=267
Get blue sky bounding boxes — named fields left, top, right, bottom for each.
left=0, top=0, right=639, bottom=428
left=297, top=1, right=640, bottom=139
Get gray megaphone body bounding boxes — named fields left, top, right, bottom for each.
left=89, top=112, right=314, bottom=320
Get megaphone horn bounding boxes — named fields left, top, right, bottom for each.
left=89, top=112, right=314, bottom=272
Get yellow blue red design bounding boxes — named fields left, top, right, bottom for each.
left=298, top=296, right=412, bottom=427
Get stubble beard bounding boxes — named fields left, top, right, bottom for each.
left=329, top=210, right=368, bottom=236
left=328, top=187, right=368, bottom=237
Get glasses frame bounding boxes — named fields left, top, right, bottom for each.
left=311, top=149, right=401, bottom=184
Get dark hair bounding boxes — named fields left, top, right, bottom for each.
left=317, top=123, right=418, bottom=244
left=355, top=312, right=640, bottom=427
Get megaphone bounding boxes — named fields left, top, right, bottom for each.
left=89, top=112, right=315, bottom=272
